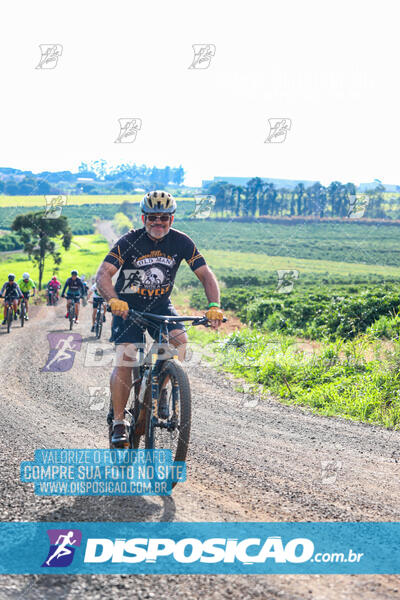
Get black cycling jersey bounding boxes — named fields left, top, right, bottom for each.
left=61, top=277, right=84, bottom=296
left=0, top=281, right=23, bottom=299
left=104, top=227, right=206, bottom=310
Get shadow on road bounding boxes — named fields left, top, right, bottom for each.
left=37, top=493, right=176, bottom=523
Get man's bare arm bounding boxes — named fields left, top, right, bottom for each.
left=96, top=262, right=118, bottom=301
left=193, top=265, right=220, bottom=305
left=96, top=262, right=129, bottom=318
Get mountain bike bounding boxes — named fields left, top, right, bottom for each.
left=107, top=309, right=226, bottom=475
left=48, top=289, right=58, bottom=306
left=94, top=299, right=105, bottom=339
left=66, top=294, right=80, bottom=330
left=4, top=297, right=16, bottom=334
left=20, top=293, right=29, bottom=327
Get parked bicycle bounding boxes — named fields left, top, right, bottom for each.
left=107, top=309, right=226, bottom=478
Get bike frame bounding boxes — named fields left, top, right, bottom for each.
left=126, top=310, right=214, bottom=446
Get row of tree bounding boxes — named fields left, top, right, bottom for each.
left=0, top=162, right=185, bottom=196
left=78, top=161, right=185, bottom=186
left=205, top=179, right=387, bottom=218
left=0, top=178, right=53, bottom=196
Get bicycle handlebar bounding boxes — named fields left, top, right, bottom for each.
left=106, top=306, right=227, bottom=326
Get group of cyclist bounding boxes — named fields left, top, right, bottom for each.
left=0, top=272, right=36, bottom=324
left=0, top=269, right=103, bottom=333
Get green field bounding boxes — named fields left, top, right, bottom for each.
left=0, top=195, right=196, bottom=208
left=0, top=234, right=109, bottom=285
left=0, top=194, right=144, bottom=207
left=200, top=249, right=400, bottom=278
left=176, top=219, right=400, bottom=267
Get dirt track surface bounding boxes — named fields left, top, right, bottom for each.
left=0, top=229, right=399, bottom=598
left=0, top=301, right=399, bottom=598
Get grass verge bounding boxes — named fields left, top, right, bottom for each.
left=188, top=327, right=400, bottom=429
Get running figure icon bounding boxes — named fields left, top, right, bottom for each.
left=45, top=531, right=77, bottom=566
left=43, top=335, right=76, bottom=371
left=41, top=332, right=82, bottom=373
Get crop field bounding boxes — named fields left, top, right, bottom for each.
left=0, top=234, right=109, bottom=285
left=0, top=194, right=196, bottom=208
left=0, top=201, right=196, bottom=235
left=176, top=219, right=400, bottom=266
left=0, top=194, right=143, bottom=207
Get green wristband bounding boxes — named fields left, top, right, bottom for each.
left=208, top=302, right=220, bottom=308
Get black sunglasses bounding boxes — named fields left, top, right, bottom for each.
left=146, top=215, right=171, bottom=222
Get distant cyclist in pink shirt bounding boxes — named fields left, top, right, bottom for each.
left=47, top=276, right=61, bottom=305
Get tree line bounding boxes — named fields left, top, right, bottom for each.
left=0, top=161, right=185, bottom=196
left=206, top=179, right=388, bottom=219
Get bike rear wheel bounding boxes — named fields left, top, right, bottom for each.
left=69, top=303, right=75, bottom=330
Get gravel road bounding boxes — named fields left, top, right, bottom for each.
left=0, top=226, right=398, bottom=599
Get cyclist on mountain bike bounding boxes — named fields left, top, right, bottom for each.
left=88, top=282, right=105, bottom=333
left=61, top=270, right=84, bottom=323
left=96, top=190, right=224, bottom=447
left=17, top=272, right=36, bottom=320
left=46, top=276, right=61, bottom=304
left=0, top=274, right=23, bottom=325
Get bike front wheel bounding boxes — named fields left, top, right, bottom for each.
left=7, top=306, right=12, bottom=333
left=95, top=309, right=103, bottom=339
left=150, top=359, right=191, bottom=465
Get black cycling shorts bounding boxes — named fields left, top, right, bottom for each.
left=111, top=302, right=186, bottom=345
left=66, top=291, right=80, bottom=303
left=93, top=297, right=103, bottom=309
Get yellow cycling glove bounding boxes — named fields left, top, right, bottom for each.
left=205, top=306, right=224, bottom=321
left=109, top=297, right=129, bottom=314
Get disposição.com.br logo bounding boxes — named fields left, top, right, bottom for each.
left=42, top=529, right=82, bottom=567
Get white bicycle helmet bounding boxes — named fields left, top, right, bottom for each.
left=23, top=272, right=30, bottom=279
left=140, top=190, right=176, bottom=214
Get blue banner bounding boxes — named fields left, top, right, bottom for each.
left=20, top=450, right=186, bottom=496
left=0, top=522, right=398, bottom=574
